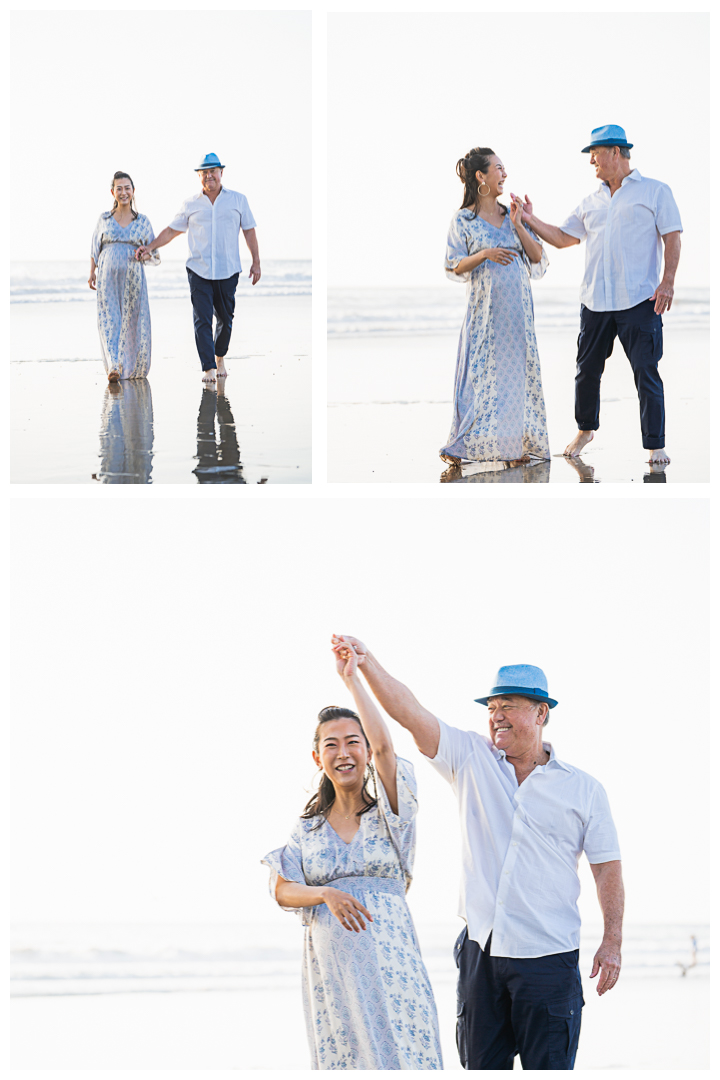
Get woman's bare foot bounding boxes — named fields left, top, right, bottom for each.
left=648, top=447, right=670, bottom=464
left=202, top=369, right=217, bottom=383
left=108, top=370, right=120, bottom=383
left=440, top=453, right=461, bottom=466
left=564, top=430, right=594, bottom=457
left=216, top=356, right=228, bottom=378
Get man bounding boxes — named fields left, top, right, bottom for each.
left=136, top=153, right=260, bottom=383
left=516, top=124, right=682, bottom=465
left=335, top=636, right=624, bottom=1071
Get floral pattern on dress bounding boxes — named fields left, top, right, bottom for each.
left=91, top=212, right=157, bottom=379
left=441, top=208, right=551, bottom=463
left=262, top=758, right=443, bottom=1071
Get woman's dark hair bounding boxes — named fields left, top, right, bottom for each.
left=456, top=147, right=506, bottom=218
left=110, top=171, right=138, bottom=220
left=301, top=706, right=378, bottom=828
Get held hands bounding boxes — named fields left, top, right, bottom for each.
left=332, top=635, right=358, bottom=679
left=331, top=634, right=368, bottom=668
left=590, top=940, right=622, bottom=995
left=509, top=195, right=526, bottom=229
left=510, top=192, right=534, bottom=222
left=135, top=245, right=149, bottom=261
left=321, top=886, right=373, bottom=932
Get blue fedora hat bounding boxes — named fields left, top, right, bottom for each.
left=581, top=125, right=633, bottom=153
left=475, top=664, right=558, bottom=708
left=195, top=152, right=225, bottom=171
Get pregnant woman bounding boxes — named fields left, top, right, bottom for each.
left=89, top=172, right=159, bottom=381
left=441, top=146, right=550, bottom=471
left=261, top=636, right=442, bottom=1070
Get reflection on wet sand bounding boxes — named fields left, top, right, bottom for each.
left=441, top=459, right=551, bottom=484
left=96, top=379, right=154, bottom=483
left=193, top=385, right=249, bottom=484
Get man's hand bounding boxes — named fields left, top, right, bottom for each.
left=249, top=263, right=261, bottom=285
left=135, top=245, right=149, bottom=261
left=651, top=280, right=674, bottom=314
left=511, top=192, right=533, bottom=222
left=332, top=637, right=359, bottom=679
left=332, top=634, right=367, bottom=666
left=590, top=940, right=622, bottom=995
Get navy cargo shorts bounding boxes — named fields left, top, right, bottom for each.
left=454, top=928, right=584, bottom=1070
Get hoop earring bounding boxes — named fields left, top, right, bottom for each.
left=478, top=180, right=491, bottom=197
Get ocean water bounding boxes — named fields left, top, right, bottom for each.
left=11, top=921, right=709, bottom=999
left=10, top=258, right=311, bottom=306
left=328, top=285, right=709, bottom=337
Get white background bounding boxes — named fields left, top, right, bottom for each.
left=328, top=11, right=709, bottom=288
left=9, top=498, right=709, bottom=929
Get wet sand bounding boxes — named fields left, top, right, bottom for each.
left=11, top=295, right=310, bottom=484
left=328, top=326, right=709, bottom=483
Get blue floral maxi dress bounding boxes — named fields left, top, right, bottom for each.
left=91, top=212, right=158, bottom=379
left=262, top=759, right=443, bottom=1070
left=441, top=209, right=551, bottom=463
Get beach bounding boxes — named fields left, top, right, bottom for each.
left=328, top=287, right=709, bottom=484
left=10, top=261, right=311, bottom=484
left=11, top=921, right=709, bottom=1070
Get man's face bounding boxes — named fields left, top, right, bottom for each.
left=199, top=168, right=223, bottom=196
left=487, top=695, right=545, bottom=754
left=588, top=146, right=619, bottom=184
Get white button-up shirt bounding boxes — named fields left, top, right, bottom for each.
left=559, top=170, right=682, bottom=312
left=424, top=719, right=621, bottom=958
left=169, top=187, right=257, bottom=280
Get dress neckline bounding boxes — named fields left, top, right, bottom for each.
left=324, top=813, right=364, bottom=847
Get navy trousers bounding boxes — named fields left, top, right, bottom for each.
left=575, top=298, right=665, bottom=449
left=454, top=929, right=584, bottom=1070
left=187, top=268, right=240, bottom=371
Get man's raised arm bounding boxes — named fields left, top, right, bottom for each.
left=513, top=195, right=580, bottom=249
left=332, top=635, right=440, bottom=758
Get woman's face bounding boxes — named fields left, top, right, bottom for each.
left=112, top=177, right=134, bottom=208
left=312, top=719, right=370, bottom=793
left=477, top=155, right=507, bottom=198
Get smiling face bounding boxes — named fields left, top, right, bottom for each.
left=487, top=695, right=547, bottom=756
left=477, top=155, right=507, bottom=198
left=588, top=145, right=622, bottom=184
left=111, top=176, right=134, bottom=210
left=312, top=718, right=370, bottom=793
left=198, top=167, right=223, bottom=196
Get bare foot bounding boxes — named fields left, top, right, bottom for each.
left=440, top=453, right=461, bottom=466
left=108, top=370, right=120, bottom=383
left=216, top=356, right=228, bottom=378
left=648, top=447, right=670, bottom=465
left=202, top=369, right=217, bottom=383
left=564, top=430, right=594, bottom=458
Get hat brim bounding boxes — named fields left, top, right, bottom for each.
left=581, top=140, right=633, bottom=153
left=195, top=164, right=225, bottom=171
left=475, top=688, right=558, bottom=708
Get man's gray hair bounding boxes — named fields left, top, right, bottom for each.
left=618, top=146, right=631, bottom=159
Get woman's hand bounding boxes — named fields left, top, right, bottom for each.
left=485, top=248, right=520, bottom=266
left=135, top=245, right=149, bottom=261
left=321, top=886, right=373, bottom=932
left=88, top=269, right=97, bottom=290
left=332, top=636, right=358, bottom=679
left=509, top=196, right=526, bottom=229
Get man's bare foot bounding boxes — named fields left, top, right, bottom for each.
left=564, top=430, right=594, bottom=457
left=108, top=370, right=120, bottom=383
left=202, top=369, right=217, bottom=383
left=216, top=357, right=228, bottom=378
left=648, top=447, right=670, bottom=465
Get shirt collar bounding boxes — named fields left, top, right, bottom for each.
left=599, top=168, right=642, bottom=194
left=492, top=740, right=571, bottom=772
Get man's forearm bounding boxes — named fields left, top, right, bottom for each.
left=661, top=231, right=681, bottom=284
left=525, top=214, right=580, bottom=249
left=359, top=651, right=439, bottom=757
left=148, top=226, right=181, bottom=252
left=593, top=861, right=625, bottom=944
left=243, top=227, right=260, bottom=264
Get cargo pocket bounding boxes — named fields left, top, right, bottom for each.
left=547, top=994, right=584, bottom=1069
left=456, top=1000, right=468, bottom=1069
left=639, top=327, right=663, bottom=361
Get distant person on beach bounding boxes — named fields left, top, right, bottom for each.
left=89, top=172, right=159, bottom=382
left=261, top=639, right=443, bottom=1070
left=334, top=634, right=625, bottom=1072
left=441, top=147, right=551, bottom=477
left=517, top=124, right=682, bottom=465
left=135, top=153, right=260, bottom=384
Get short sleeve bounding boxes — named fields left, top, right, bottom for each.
left=583, top=783, right=622, bottom=864
left=519, top=223, right=549, bottom=280
left=445, top=214, right=471, bottom=282
left=91, top=215, right=106, bottom=261
left=168, top=200, right=190, bottom=233
left=261, top=821, right=308, bottom=913
left=559, top=204, right=587, bottom=242
left=654, top=183, right=683, bottom=236
left=422, top=718, right=476, bottom=784
left=239, top=195, right=257, bottom=230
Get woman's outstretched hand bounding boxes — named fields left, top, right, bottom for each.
left=332, top=635, right=358, bottom=678
left=321, top=886, right=373, bottom=932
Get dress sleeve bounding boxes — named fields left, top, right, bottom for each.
left=445, top=214, right=471, bottom=282
left=261, top=821, right=309, bottom=914
left=583, top=783, right=622, bottom=864
left=91, top=215, right=105, bottom=261
left=376, top=756, right=418, bottom=828
left=520, top=223, right=549, bottom=280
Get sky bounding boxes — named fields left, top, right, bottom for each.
left=328, top=11, right=710, bottom=289
left=9, top=497, right=709, bottom=929
left=10, top=9, right=311, bottom=262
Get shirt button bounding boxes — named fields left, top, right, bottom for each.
left=505, top=871, right=510, bottom=875
left=512, top=842, right=518, bottom=846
